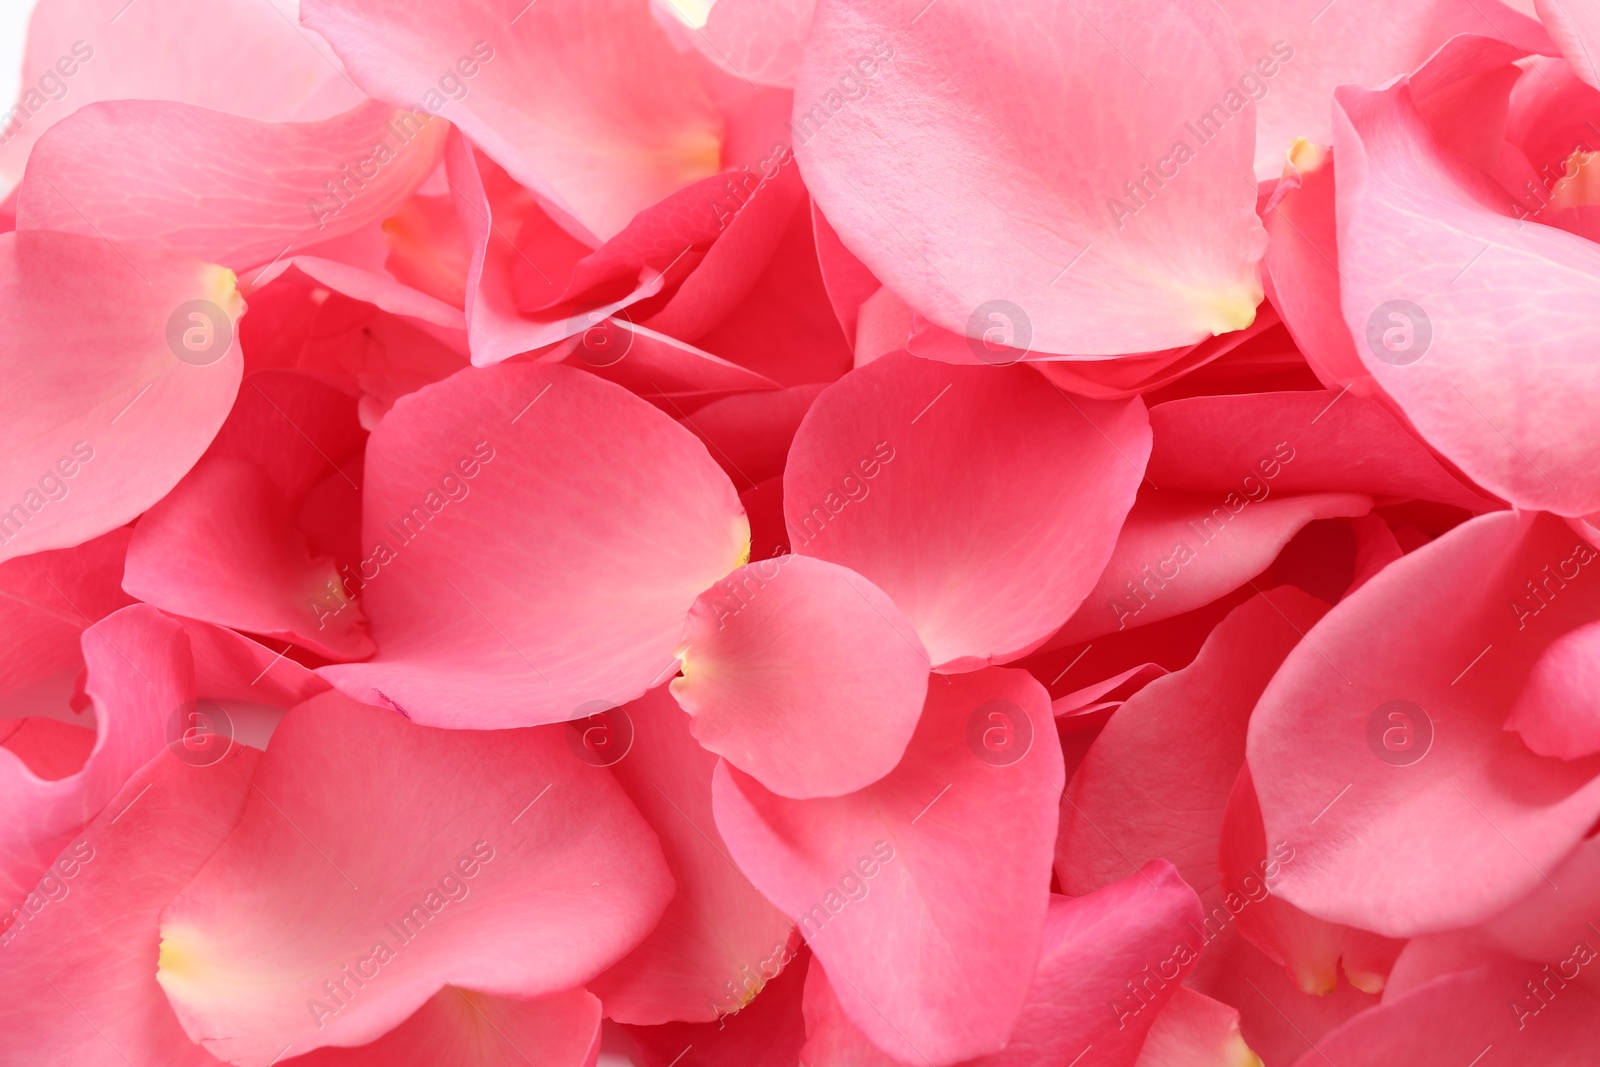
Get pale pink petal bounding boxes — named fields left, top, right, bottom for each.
left=589, top=686, right=794, bottom=1024
left=661, top=0, right=815, bottom=87
left=1249, top=510, right=1600, bottom=936
left=1135, top=986, right=1261, bottom=1067
left=320, top=363, right=746, bottom=728
left=1537, top=0, right=1600, bottom=88
left=303, top=0, right=723, bottom=243
left=286, top=987, right=600, bottom=1067
left=795, top=0, right=1266, bottom=355
left=712, top=667, right=1062, bottom=1064
left=158, top=698, right=674, bottom=1065
left=18, top=99, right=444, bottom=272
left=0, top=0, right=361, bottom=188
left=784, top=354, right=1150, bottom=669
left=672, top=555, right=930, bottom=798
left=0, top=748, right=259, bottom=1066
left=0, top=231, right=242, bottom=564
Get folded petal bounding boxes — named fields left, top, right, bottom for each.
left=1249, top=510, right=1600, bottom=936
left=796, top=0, right=1266, bottom=354
left=784, top=353, right=1150, bottom=669
left=712, top=667, right=1062, bottom=1064
left=303, top=0, right=723, bottom=243
left=672, top=555, right=929, bottom=797
left=663, top=0, right=815, bottom=87
left=589, top=686, right=795, bottom=1024
left=18, top=99, right=444, bottom=271
left=1, top=605, right=187, bottom=903
left=0, top=231, right=242, bottom=563
left=0, top=528, right=133, bottom=697
left=320, top=363, right=747, bottom=727
left=1333, top=39, right=1600, bottom=514
left=0, top=747, right=259, bottom=1067
left=158, top=697, right=674, bottom=1064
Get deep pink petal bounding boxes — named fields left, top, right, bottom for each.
left=1049, top=489, right=1367, bottom=646
left=0, top=605, right=187, bottom=903
left=1504, top=619, right=1600, bottom=758
left=1147, top=390, right=1490, bottom=511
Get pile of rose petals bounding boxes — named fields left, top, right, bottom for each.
left=5, top=0, right=1600, bottom=1063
